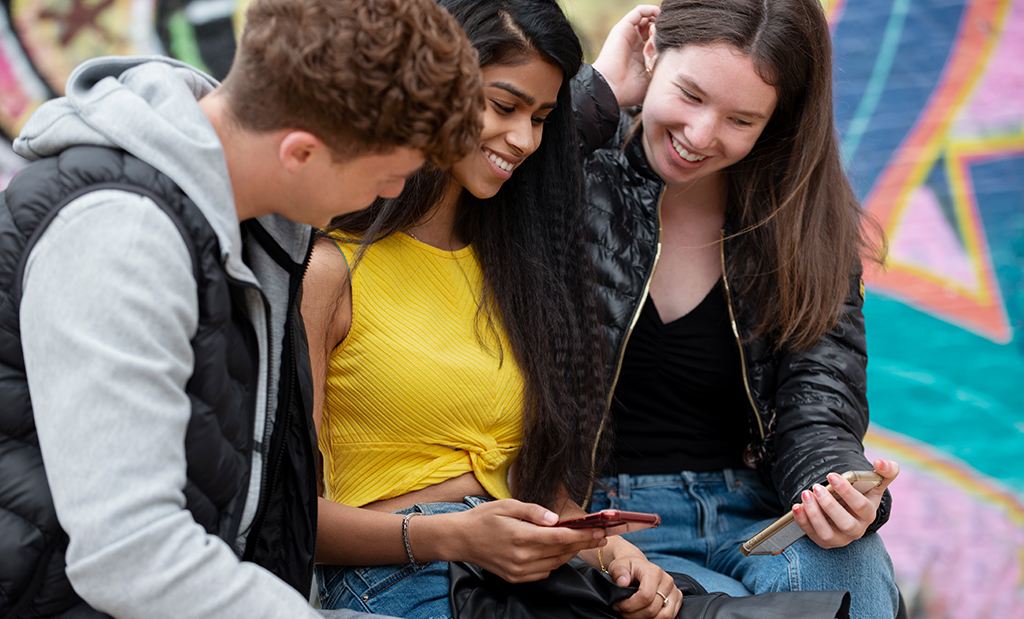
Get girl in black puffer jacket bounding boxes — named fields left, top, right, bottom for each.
left=575, top=2, right=899, bottom=617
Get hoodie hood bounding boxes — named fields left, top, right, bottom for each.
left=13, top=56, right=308, bottom=282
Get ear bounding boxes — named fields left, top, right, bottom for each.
left=278, top=130, right=323, bottom=173
left=643, top=25, right=658, bottom=74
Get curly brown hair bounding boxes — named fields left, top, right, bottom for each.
left=222, top=0, right=483, bottom=167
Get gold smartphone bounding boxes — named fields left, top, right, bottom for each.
left=740, top=471, right=883, bottom=557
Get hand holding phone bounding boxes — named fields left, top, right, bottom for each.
left=741, top=470, right=884, bottom=556
left=556, top=509, right=661, bottom=536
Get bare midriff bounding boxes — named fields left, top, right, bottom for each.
left=361, top=472, right=491, bottom=513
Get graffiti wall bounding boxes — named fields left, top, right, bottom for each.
left=2, top=0, right=1022, bottom=616
left=829, top=1, right=1024, bottom=615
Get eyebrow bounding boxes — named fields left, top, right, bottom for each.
left=675, top=77, right=767, bottom=120
left=488, top=81, right=557, bottom=110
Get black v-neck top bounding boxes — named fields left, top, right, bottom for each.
left=611, top=280, right=751, bottom=473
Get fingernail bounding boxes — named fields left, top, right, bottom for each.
left=802, top=490, right=813, bottom=501
left=593, top=530, right=605, bottom=539
left=792, top=504, right=801, bottom=513
left=599, top=538, right=608, bottom=547
left=813, top=484, right=826, bottom=496
left=827, top=473, right=841, bottom=484
left=617, top=576, right=629, bottom=586
left=543, top=511, right=558, bottom=524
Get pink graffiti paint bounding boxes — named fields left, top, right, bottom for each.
left=866, top=442, right=1024, bottom=618
left=0, top=48, right=30, bottom=120
left=889, top=185, right=977, bottom=290
left=955, top=0, right=1024, bottom=134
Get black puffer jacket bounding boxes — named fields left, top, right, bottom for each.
left=574, top=70, right=890, bottom=531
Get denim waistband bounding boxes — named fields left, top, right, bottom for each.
left=393, top=495, right=490, bottom=516
left=596, top=469, right=762, bottom=499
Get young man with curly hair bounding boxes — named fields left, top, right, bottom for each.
left=0, top=0, right=482, bottom=616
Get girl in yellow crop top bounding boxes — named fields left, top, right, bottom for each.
left=302, top=2, right=678, bottom=618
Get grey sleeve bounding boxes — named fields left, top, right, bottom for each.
left=21, top=190, right=321, bottom=619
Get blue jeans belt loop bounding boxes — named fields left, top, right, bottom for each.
left=722, top=468, right=737, bottom=489
left=465, top=495, right=488, bottom=508
left=617, top=473, right=632, bottom=500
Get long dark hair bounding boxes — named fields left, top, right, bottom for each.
left=326, top=0, right=606, bottom=507
left=654, top=0, right=886, bottom=351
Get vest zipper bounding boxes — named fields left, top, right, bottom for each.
left=241, top=234, right=315, bottom=562
left=239, top=286, right=276, bottom=560
left=243, top=315, right=296, bottom=560
left=584, top=188, right=665, bottom=506
left=719, top=232, right=765, bottom=443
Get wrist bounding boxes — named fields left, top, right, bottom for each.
left=578, top=546, right=602, bottom=568
left=410, top=511, right=463, bottom=563
left=604, top=536, right=644, bottom=563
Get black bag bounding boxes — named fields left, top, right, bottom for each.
left=449, top=559, right=851, bottom=619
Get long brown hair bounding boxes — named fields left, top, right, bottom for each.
left=655, top=0, right=886, bottom=351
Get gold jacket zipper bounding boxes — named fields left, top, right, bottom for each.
left=584, top=188, right=665, bottom=505
left=719, top=231, right=766, bottom=443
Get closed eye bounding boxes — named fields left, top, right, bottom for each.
left=491, top=100, right=515, bottom=114
left=680, top=89, right=702, bottom=103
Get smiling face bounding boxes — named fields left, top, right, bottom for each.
left=450, top=54, right=563, bottom=199
left=640, top=42, right=778, bottom=187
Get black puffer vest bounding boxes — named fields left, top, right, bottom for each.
left=573, top=71, right=890, bottom=531
left=0, top=146, right=316, bottom=617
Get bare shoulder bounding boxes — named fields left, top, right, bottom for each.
left=301, top=236, right=353, bottom=347
left=304, top=236, right=352, bottom=294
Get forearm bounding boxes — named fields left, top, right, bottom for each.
left=315, top=498, right=464, bottom=566
left=571, top=65, right=621, bottom=154
left=773, top=288, right=871, bottom=508
left=578, top=535, right=644, bottom=571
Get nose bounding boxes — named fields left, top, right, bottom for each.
left=685, top=110, right=718, bottom=152
left=505, top=117, right=537, bottom=157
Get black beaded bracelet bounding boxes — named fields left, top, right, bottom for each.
left=402, top=512, right=426, bottom=567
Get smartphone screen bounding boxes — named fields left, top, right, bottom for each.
left=740, top=471, right=882, bottom=556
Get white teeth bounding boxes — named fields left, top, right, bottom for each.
left=670, top=136, right=706, bottom=162
left=486, top=150, right=514, bottom=172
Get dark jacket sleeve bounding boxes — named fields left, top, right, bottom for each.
left=571, top=65, right=621, bottom=156
left=769, top=270, right=892, bottom=533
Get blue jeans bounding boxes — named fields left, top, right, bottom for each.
left=317, top=496, right=489, bottom=619
left=590, top=469, right=898, bottom=618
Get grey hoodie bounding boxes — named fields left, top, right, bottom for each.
left=16, top=57, right=338, bottom=618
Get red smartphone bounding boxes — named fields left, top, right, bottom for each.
left=556, top=509, right=661, bottom=536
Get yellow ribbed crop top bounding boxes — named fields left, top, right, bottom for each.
left=320, top=232, right=526, bottom=507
